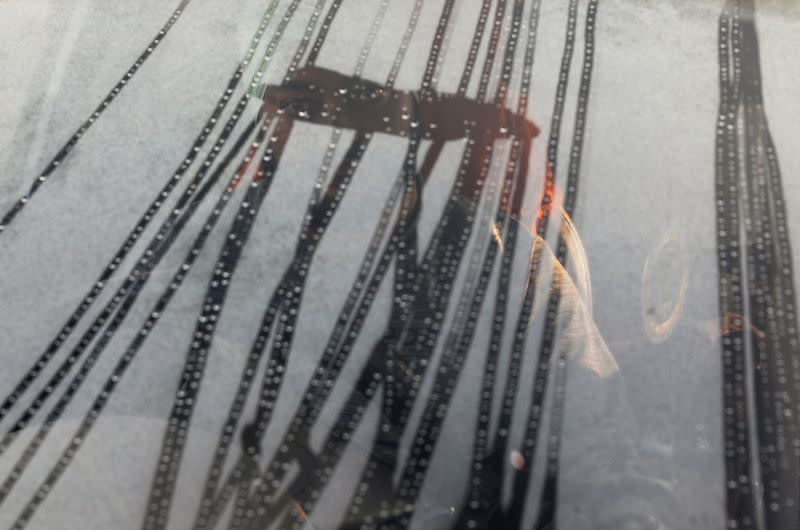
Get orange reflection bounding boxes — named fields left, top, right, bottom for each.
left=532, top=163, right=563, bottom=235
left=720, top=312, right=765, bottom=341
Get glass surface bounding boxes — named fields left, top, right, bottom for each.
left=0, top=1, right=798, bottom=529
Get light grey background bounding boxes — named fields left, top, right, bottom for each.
left=1, top=1, right=798, bottom=528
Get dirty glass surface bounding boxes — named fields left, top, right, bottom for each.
left=0, top=1, right=798, bottom=529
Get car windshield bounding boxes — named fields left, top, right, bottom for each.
left=0, top=1, right=798, bottom=529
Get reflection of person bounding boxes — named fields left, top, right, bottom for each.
left=522, top=222, right=682, bottom=530
left=260, top=66, right=539, bottom=142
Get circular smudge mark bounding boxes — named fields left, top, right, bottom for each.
left=641, top=227, right=689, bottom=343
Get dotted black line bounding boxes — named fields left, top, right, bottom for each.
left=0, top=0, right=281, bottom=443
left=0, top=0, right=193, bottom=235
